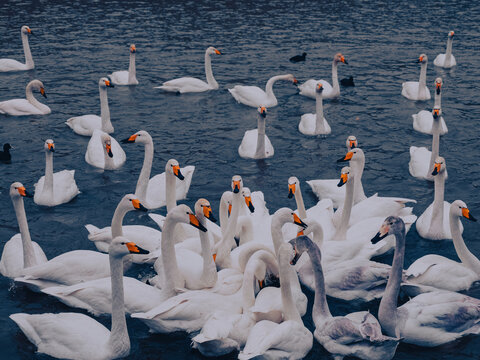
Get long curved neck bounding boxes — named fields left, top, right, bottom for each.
left=111, top=205, right=128, bottom=238
left=241, top=262, right=259, bottom=313
left=315, top=91, right=326, bottom=133
left=418, top=62, right=427, bottom=95
left=108, top=254, right=130, bottom=356
left=378, top=228, right=405, bottom=338
left=307, top=240, right=331, bottom=321
left=219, top=193, right=230, bottom=236
left=237, top=217, right=254, bottom=245
left=25, top=85, right=43, bottom=110
left=12, top=196, right=37, bottom=268
left=255, top=115, right=266, bottom=159
left=334, top=176, right=354, bottom=240
left=271, top=218, right=287, bottom=255
left=278, top=252, right=302, bottom=323
left=21, top=32, right=33, bottom=68
left=331, top=60, right=339, bottom=93
left=265, top=75, right=286, bottom=100
left=134, top=140, right=153, bottom=202
left=128, top=52, right=137, bottom=84
left=165, top=171, right=177, bottom=213
left=99, top=86, right=113, bottom=132
left=294, top=187, right=307, bottom=220
left=44, top=151, right=54, bottom=197
left=428, top=121, right=441, bottom=176
left=430, top=171, right=445, bottom=231
left=161, top=217, right=182, bottom=296
left=445, top=38, right=453, bottom=63
left=216, top=192, right=243, bottom=268
left=199, top=217, right=217, bottom=287
left=450, top=213, right=480, bottom=274
left=351, top=158, right=366, bottom=203
left=204, top=53, right=218, bottom=89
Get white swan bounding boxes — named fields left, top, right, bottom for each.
left=416, top=157, right=461, bottom=240
left=409, top=107, right=448, bottom=181
left=14, top=194, right=148, bottom=290
left=10, top=237, right=149, bottom=360
left=290, top=235, right=399, bottom=360
left=85, top=130, right=125, bottom=170
left=34, top=139, right=80, bottom=207
left=65, top=77, right=115, bottom=136
left=238, top=243, right=313, bottom=360
left=155, top=46, right=221, bottom=93
left=412, top=77, right=448, bottom=135
left=299, top=82, right=331, bottom=135
left=0, top=183, right=47, bottom=278
left=298, top=53, right=348, bottom=99
left=0, top=26, right=34, bottom=72
left=121, top=131, right=194, bottom=210
left=373, top=216, right=480, bottom=347
left=434, top=31, right=456, bottom=68
left=109, top=44, right=138, bottom=85
left=404, top=200, right=479, bottom=294
left=228, top=74, right=297, bottom=108
left=0, top=80, right=50, bottom=115
left=238, top=106, right=274, bottom=159
left=402, top=53, right=431, bottom=100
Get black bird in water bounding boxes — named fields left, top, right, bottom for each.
left=290, top=52, right=307, bottom=63
left=0, top=143, right=12, bottom=163
left=340, top=76, right=355, bottom=87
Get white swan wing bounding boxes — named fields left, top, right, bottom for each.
left=65, top=115, right=102, bottom=136
left=156, top=77, right=211, bottom=93
left=409, top=146, right=431, bottom=179
left=0, top=99, right=44, bottom=116
left=0, top=235, right=47, bottom=278
left=109, top=70, right=130, bottom=85
left=0, top=58, right=30, bottom=72
left=307, top=179, right=345, bottom=209
left=228, top=86, right=271, bottom=107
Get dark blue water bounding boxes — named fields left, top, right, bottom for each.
left=1, top=0, right=480, bottom=359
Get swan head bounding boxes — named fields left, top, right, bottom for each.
left=101, top=133, right=114, bottom=158
left=417, top=54, right=428, bottom=64
left=99, top=77, right=115, bottom=88
left=346, top=135, right=357, bottom=150
left=288, top=176, right=299, bottom=198
left=448, top=30, right=455, bottom=38
left=43, top=139, right=54, bottom=153
left=120, top=194, right=148, bottom=212
left=21, top=26, right=32, bottom=35
left=337, top=166, right=352, bottom=187
left=316, top=82, right=324, bottom=93
left=450, top=200, right=476, bottom=222
left=121, top=130, right=152, bottom=144
left=258, top=106, right=267, bottom=117
left=195, top=198, right=217, bottom=223
left=278, top=242, right=297, bottom=266
left=130, top=44, right=136, bottom=53
left=288, top=234, right=320, bottom=265
left=220, top=191, right=233, bottom=216
left=285, top=74, right=298, bottom=85
left=109, top=236, right=149, bottom=259
left=435, top=78, right=442, bottom=95
left=432, top=107, right=442, bottom=119
left=10, top=182, right=33, bottom=198
left=431, top=156, right=446, bottom=176
left=241, top=187, right=255, bottom=213
left=206, top=46, right=221, bottom=56
left=168, top=204, right=207, bottom=232
left=28, top=80, right=47, bottom=98
left=337, top=147, right=364, bottom=163
left=166, top=159, right=184, bottom=180
left=334, top=53, right=348, bottom=64
left=231, top=175, right=243, bottom=194
left=273, top=207, right=308, bottom=230
left=371, top=216, right=405, bottom=244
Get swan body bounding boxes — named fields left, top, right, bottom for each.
left=10, top=237, right=149, bottom=360
left=229, top=74, right=297, bottom=108
left=238, top=106, right=274, bottom=159
left=155, top=46, right=221, bottom=93
left=299, top=82, right=331, bottom=135
left=434, top=31, right=456, bottom=68
left=85, top=130, right=125, bottom=170
left=34, top=140, right=80, bottom=206
left=298, top=53, right=348, bottom=99
left=65, top=78, right=115, bottom=136
left=0, top=80, right=50, bottom=115
left=109, top=44, right=138, bottom=85
left=402, top=54, right=431, bottom=100
left=0, top=183, right=47, bottom=278
left=0, top=26, right=34, bottom=72
left=412, top=78, right=448, bottom=135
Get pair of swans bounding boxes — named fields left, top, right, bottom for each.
left=85, top=130, right=126, bottom=170
left=434, top=31, right=456, bottom=68
left=402, top=54, right=431, bottom=100
left=229, top=74, right=297, bottom=108
left=238, top=106, right=274, bottom=159
left=0, top=80, right=50, bottom=115
left=34, top=139, right=80, bottom=206
left=299, top=82, right=331, bottom=135
left=412, top=77, right=448, bottom=135
left=156, top=46, right=221, bottom=93
left=10, top=237, right=149, bottom=360
left=298, top=53, right=348, bottom=99
left=0, top=26, right=34, bottom=72
left=121, top=130, right=194, bottom=209
left=109, top=44, right=138, bottom=85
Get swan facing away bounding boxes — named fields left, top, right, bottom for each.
left=412, top=77, right=448, bottom=135
left=109, top=44, right=138, bottom=85
left=0, top=80, right=50, bottom=116
left=434, top=31, right=456, bottom=68
left=65, top=77, right=115, bottom=136
left=34, top=139, right=80, bottom=207
left=155, top=46, right=221, bottom=93
left=0, top=26, right=34, bottom=72
left=10, top=237, right=149, bottom=360
left=402, top=54, right=431, bottom=101
left=238, top=106, right=274, bottom=159
left=85, top=130, right=126, bottom=170
left=229, top=74, right=297, bottom=108
left=298, top=53, right=348, bottom=99
left=299, top=82, right=331, bottom=135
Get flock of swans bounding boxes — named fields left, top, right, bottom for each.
left=1, top=25, right=479, bottom=360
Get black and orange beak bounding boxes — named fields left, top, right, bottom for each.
left=27, top=28, right=32, bottom=34
left=337, top=172, right=348, bottom=187
left=203, top=205, right=217, bottom=223
left=121, top=134, right=138, bottom=144
left=337, top=151, right=353, bottom=163
left=371, top=224, right=389, bottom=244
left=260, top=106, right=267, bottom=117
left=105, top=79, right=114, bottom=88
left=341, top=56, right=348, bottom=64
left=131, top=198, right=148, bottom=212
left=173, top=165, right=184, bottom=180
left=47, top=143, right=55, bottom=152
left=296, top=230, right=304, bottom=236
left=232, top=180, right=241, bottom=193
left=288, top=183, right=295, bottom=198
left=436, top=82, right=442, bottom=95
left=228, top=203, right=232, bottom=216
left=431, top=162, right=441, bottom=176
left=17, top=186, right=33, bottom=198
left=126, top=242, right=149, bottom=254
left=292, top=77, right=298, bottom=85
left=292, top=213, right=307, bottom=228
left=40, top=87, right=47, bottom=98
left=432, top=109, right=440, bottom=118
left=105, top=143, right=113, bottom=158
left=349, top=140, right=357, bottom=149
left=130, top=45, right=136, bottom=53
left=244, top=196, right=255, bottom=213
left=462, top=208, right=477, bottom=222
left=316, top=83, right=323, bottom=91
left=214, top=48, right=221, bottom=55
left=417, top=56, right=424, bottom=63
left=189, top=213, right=207, bottom=232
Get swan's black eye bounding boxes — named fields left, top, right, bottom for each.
left=121, top=242, right=125, bottom=245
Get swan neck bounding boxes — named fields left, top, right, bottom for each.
left=278, top=252, right=302, bottom=323
left=135, top=141, right=153, bottom=202
left=255, top=115, right=266, bottom=159
left=434, top=90, right=442, bottom=108
left=331, top=61, right=339, bottom=93
left=265, top=75, right=284, bottom=101
left=315, top=91, right=325, bottom=133
left=308, top=241, right=331, bottom=320
left=216, top=192, right=242, bottom=267
left=199, top=218, right=217, bottom=287
left=99, top=85, right=113, bottom=132
left=428, top=123, right=440, bottom=176
left=335, top=175, right=354, bottom=240
left=419, top=62, right=427, bottom=90
left=12, top=196, right=36, bottom=268
left=205, top=52, right=218, bottom=89
left=44, top=151, right=54, bottom=197
left=25, top=83, right=43, bottom=110
left=430, top=171, right=445, bottom=230
left=241, top=263, right=258, bottom=313
left=294, top=186, right=307, bottom=221
left=21, top=32, right=34, bottom=68
left=161, top=218, right=181, bottom=296
left=219, top=194, right=229, bottom=236
left=128, top=52, right=137, bottom=84
left=351, top=158, right=366, bottom=203
left=445, top=38, right=453, bottom=61
left=165, top=170, right=177, bottom=212
left=450, top=213, right=480, bottom=274
left=111, top=204, right=128, bottom=239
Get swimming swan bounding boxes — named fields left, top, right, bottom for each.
left=0, top=26, right=34, bottom=72
left=85, top=130, right=125, bottom=170
left=434, top=31, right=456, bottom=68
left=0, top=80, right=50, bottom=115
left=402, top=54, right=430, bottom=100
left=299, top=82, right=331, bottom=135
left=412, top=78, right=447, bottom=135
left=238, top=106, right=274, bottom=159
left=109, top=44, right=138, bottom=85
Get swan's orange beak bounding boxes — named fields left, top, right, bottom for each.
left=121, top=134, right=138, bottom=143
left=104, top=79, right=114, bottom=88
left=202, top=205, right=217, bottom=223
left=316, top=83, right=323, bottom=91
left=228, top=203, right=232, bottom=216
left=189, top=213, right=207, bottom=232
left=418, top=55, right=424, bottom=63
left=292, top=78, right=298, bottom=84
left=47, top=142, right=55, bottom=152
left=17, top=186, right=33, bottom=198
left=214, top=49, right=221, bottom=55
left=130, top=45, right=136, bottom=53
left=349, top=140, right=357, bottom=149
left=296, top=230, right=304, bottom=236
left=372, top=223, right=389, bottom=244
left=40, top=87, right=47, bottom=98
left=232, top=180, right=241, bottom=193
left=212, top=253, right=217, bottom=262
left=449, top=31, right=455, bottom=37
left=126, top=242, right=149, bottom=254
left=259, top=106, right=267, bottom=117
left=337, top=172, right=348, bottom=187
left=432, top=108, right=440, bottom=118
left=337, top=151, right=353, bottom=162
left=105, top=143, right=113, bottom=158
left=172, top=165, right=184, bottom=180
left=26, top=28, right=32, bottom=34
left=340, top=55, right=346, bottom=63
left=288, top=183, right=295, bottom=198
left=431, top=162, right=441, bottom=176
left=462, top=208, right=476, bottom=221
left=131, top=198, right=148, bottom=212
left=244, top=196, right=255, bottom=213
left=293, top=213, right=307, bottom=228
left=436, top=82, right=442, bottom=94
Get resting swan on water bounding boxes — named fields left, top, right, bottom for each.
left=0, top=26, right=34, bottom=72
left=238, top=106, right=274, bottom=159
left=109, top=44, right=138, bottom=85
left=402, top=54, right=431, bottom=101
left=0, top=80, right=50, bottom=116
left=434, top=31, right=456, bottom=68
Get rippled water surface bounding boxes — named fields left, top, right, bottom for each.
left=1, top=0, right=480, bottom=359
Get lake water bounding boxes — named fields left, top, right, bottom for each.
left=1, top=0, right=480, bottom=359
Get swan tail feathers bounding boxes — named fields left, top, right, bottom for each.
left=10, top=313, right=43, bottom=346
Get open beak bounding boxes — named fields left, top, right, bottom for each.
left=371, top=224, right=389, bottom=244
left=462, top=208, right=477, bottom=222
left=337, top=151, right=353, bottom=163
left=126, top=242, right=149, bottom=254
left=18, top=186, right=33, bottom=198
left=173, top=165, right=184, bottom=180
left=40, top=87, right=47, bottom=98
left=244, top=196, right=255, bottom=213
left=431, top=162, right=441, bottom=176
left=131, top=199, right=148, bottom=212
left=232, top=180, right=241, bottom=193
left=121, top=134, right=137, bottom=144
left=105, top=143, right=113, bottom=158
left=337, top=173, right=348, bottom=187
left=293, top=213, right=307, bottom=228
left=203, top=205, right=217, bottom=223
left=189, top=213, right=207, bottom=232
left=288, top=184, right=295, bottom=198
